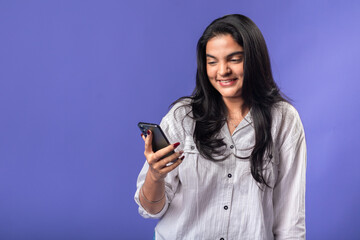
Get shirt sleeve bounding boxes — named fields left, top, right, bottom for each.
left=134, top=160, right=180, bottom=219
left=134, top=101, right=189, bottom=219
left=273, top=106, right=307, bottom=239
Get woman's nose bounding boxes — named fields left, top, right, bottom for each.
left=218, top=62, right=231, bottom=76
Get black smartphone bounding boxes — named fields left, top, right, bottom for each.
left=138, top=122, right=175, bottom=158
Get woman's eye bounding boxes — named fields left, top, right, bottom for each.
left=230, top=58, right=242, bottom=63
left=207, top=61, right=216, bottom=65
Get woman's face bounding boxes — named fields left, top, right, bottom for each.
left=206, top=34, right=244, bottom=101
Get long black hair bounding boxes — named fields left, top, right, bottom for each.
left=174, top=14, right=287, bottom=186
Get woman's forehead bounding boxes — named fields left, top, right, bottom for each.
left=206, top=34, right=243, bottom=56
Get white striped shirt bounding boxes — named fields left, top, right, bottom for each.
left=135, top=100, right=306, bottom=240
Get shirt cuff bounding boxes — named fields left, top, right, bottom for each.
left=134, top=186, right=169, bottom=219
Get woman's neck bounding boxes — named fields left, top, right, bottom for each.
left=223, top=97, right=248, bottom=119
left=223, top=97, right=249, bottom=135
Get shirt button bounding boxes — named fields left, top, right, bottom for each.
left=191, top=146, right=195, bottom=150
left=230, top=145, right=234, bottom=149
left=228, top=173, right=232, bottom=178
left=224, top=205, right=228, bottom=210
left=220, top=238, right=224, bottom=240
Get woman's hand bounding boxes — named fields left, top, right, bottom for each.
left=139, top=130, right=184, bottom=214
left=142, top=130, right=184, bottom=182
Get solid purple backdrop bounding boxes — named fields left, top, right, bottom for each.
left=1, top=0, right=360, bottom=239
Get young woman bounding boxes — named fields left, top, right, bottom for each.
left=135, top=14, right=306, bottom=240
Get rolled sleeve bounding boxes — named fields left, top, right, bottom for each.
left=134, top=160, right=180, bottom=219
left=134, top=174, right=170, bottom=218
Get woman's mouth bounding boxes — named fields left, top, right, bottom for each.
left=217, top=78, right=237, bottom=86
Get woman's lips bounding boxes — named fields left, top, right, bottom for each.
left=217, top=78, right=237, bottom=86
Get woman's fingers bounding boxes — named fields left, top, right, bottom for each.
left=141, top=133, right=146, bottom=141
left=144, top=130, right=153, bottom=155
left=160, top=155, right=184, bottom=174
left=149, top=152, right=185, bottom=181
left=152, top=142, right=180, bottom=161
left=141, top=130, right=183, bottom=181
left=154, top=151, right=184, bottom=169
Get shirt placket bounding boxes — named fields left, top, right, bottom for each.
left=218, top=141, right=236, bottom=240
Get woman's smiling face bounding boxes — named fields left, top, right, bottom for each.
left=206, top=34, right=244, bottom=101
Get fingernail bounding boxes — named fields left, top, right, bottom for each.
left=173, top=142, right=180, bottom=148
left=141, top=133, right=144, bottom=137
left=147, top=130, right=151, bottom=135
left=180, top=156, right=185, bottom=160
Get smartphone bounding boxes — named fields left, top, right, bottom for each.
left=138, top=122, right=175, bottom=158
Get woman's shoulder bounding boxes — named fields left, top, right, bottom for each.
left=272, top=101, right=302, bottom=124
left=271, top=101, right=305, bottom=150
left=163, top=97, right=193, bottom=122
left=160, top=97, right=194, bottom=137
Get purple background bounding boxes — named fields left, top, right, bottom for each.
left=1, top=0, right=360, bottom=239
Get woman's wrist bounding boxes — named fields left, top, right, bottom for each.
left=147, top=169, right=165, bottom=183
left=140, top=186, right=165, bottom=203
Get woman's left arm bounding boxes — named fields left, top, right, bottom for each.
left=273, top=108, right=307, bottom=240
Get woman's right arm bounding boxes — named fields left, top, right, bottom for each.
left=138, top=130, right=184, bottom=215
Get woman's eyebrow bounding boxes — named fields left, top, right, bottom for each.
left=206, top=51, right=244, bottom=59
left=227, top=51, right=244, bottom=57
